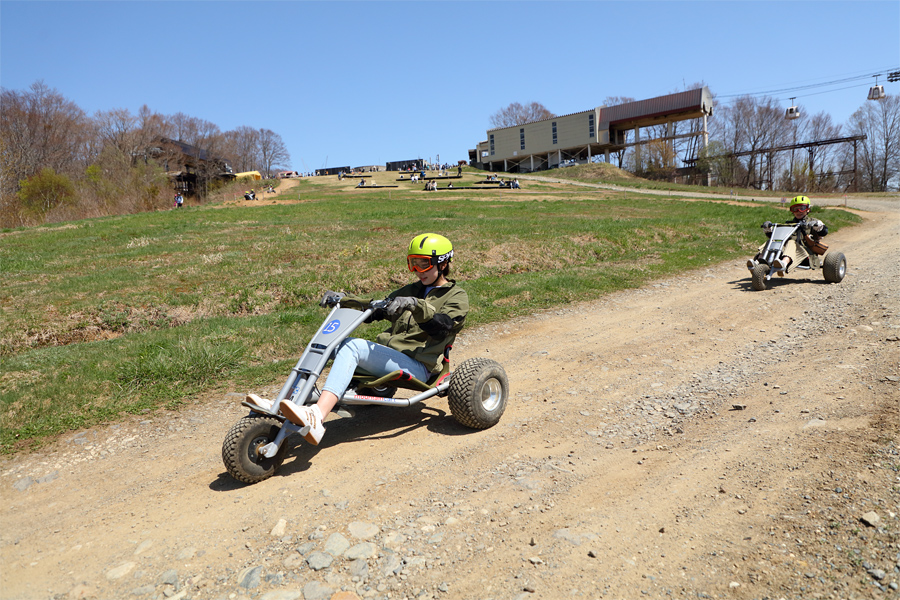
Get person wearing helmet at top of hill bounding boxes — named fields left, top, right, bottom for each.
left=246, top=233, right=468, bottom=445
left=748, top=195, right=828, bottom=275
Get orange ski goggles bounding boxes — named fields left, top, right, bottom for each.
left=407, top=255, right=435, bottom=273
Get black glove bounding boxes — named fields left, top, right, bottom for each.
left=366, top=307, right=387, bottom=323
left=319, top=291, right=345, bottom=307
left=385, top=296, right=417, bottom=317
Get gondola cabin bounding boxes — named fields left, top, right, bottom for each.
left=785, top=106, right=801, bottom=120
left=868, top=85, right=886, bottom=101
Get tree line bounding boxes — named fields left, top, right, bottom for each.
left=1, top=80, right=291, bottom=227
left=701, top=92, right=899, bottom=193
left=491, top=84, right=899, bottom=193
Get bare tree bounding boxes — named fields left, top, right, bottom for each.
left=738, top=96, right=787, bottom=189
left=844, top=95, right=900, bottom=192
left=0, top=81, right=89, bottom=198
left=222, top=126, right=261, bottom=173
left=489, top=102, right=554, bottom=128
left=184, top=117, right=221, bottom=151
left=166, top=112, right=193, bottom=143
left=708, top=100, right=747, bottom=187
left=711, top=95, right=788, bottom=189
left=94, top=107, right=138, bottom=160
left=257, top=128, right=290, bottom=176
left=695, top=140, right=735, bottom=186
left=801, top=111, right=842, bottom=191
left=134, top=105, right=167, bottom=160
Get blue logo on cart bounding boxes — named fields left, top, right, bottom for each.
left=322, top=319, right=340, bottom=334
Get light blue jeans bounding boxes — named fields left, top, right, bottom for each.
left=322, top=338, right=430, bottom=398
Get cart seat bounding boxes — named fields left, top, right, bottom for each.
left=352, top=346, right=452, bottom=392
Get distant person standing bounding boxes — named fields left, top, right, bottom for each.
left=457, top=165, right=462, bottom=177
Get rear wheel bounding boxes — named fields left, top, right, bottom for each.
left=448, top=358, right=509, bottom=429
left=823, top=252, right=846, bottom=283
left=222, top=414, right=287, bottom=484
left=751, top=263, right=770, bottom=291
left=355, top=385, right=396, bottom=398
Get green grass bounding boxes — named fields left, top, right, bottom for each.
left=0, top=180, right=862, bottom=452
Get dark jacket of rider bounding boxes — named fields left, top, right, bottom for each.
left=338, top=280, right=468, bottom=375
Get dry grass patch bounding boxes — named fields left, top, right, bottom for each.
left=554, top=162, right=640, bottom=183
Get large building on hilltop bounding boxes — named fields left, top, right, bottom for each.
left=470, top=87, right=713, bottom=173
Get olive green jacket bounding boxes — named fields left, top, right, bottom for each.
left=340, top=280, right=468, bottom=373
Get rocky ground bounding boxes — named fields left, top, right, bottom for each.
left=1, top=196, right=897, bottom=600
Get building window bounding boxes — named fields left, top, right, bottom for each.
left=552, top=122, right=558, bottom=145
left=588, top=114, right=595, bottom=139
left=520, top=128, right=525, bottom=150
left=489, top=134, right=495, bottom=156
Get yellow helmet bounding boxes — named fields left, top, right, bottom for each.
left=407, top=233, right=453, bottom=273
left=789, top=195, right=811, bottom=209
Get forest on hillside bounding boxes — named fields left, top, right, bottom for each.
left=2, top=80, right=898, bottom=228
left=1, top=81, right=291, bottom=227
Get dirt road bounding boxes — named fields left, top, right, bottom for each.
left=1, top=198, right=897, bottom=600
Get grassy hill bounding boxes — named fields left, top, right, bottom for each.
left=0, top=169, right=862, bottom=452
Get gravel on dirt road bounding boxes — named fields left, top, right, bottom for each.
left=1, top=198, right=897, bottom=600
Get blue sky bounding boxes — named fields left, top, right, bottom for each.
left=2, top=1, right=898, bottom=171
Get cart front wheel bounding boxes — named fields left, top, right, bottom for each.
left=222, top=414, right=287, bottom=484
left=751, top=263, right=770, bottom=291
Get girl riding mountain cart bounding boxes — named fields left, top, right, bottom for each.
left=748, top=195, right=827, bottom=275
left=223, top=234, right=507, bottom=484
left=245, top=233, right=468, bottom=445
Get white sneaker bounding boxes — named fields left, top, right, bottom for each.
left=746, top=259, right=757, bottom=270
left=772, top=258, right=788, bottom=272
left=245, top=394, right=274, bottom=412
left=279, top=401, right=325, bottom=445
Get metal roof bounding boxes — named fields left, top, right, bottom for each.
left=600, top=87, right=713, bottom=129
left=486, top=87, right=713, bottom=134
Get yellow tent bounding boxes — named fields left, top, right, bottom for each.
left=234, top=171, right=262, bottom=180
